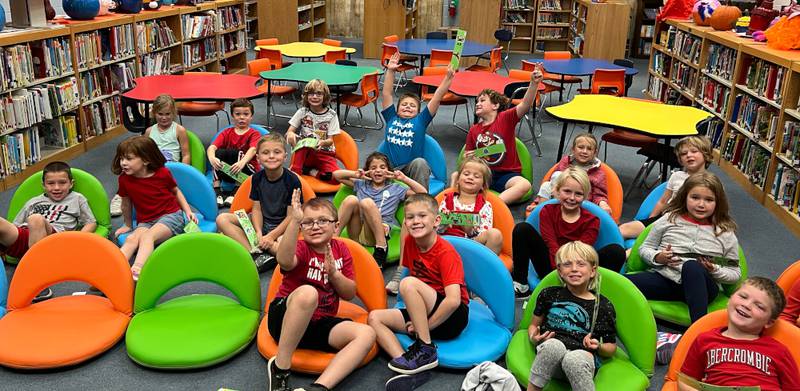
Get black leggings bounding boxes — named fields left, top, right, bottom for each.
left=511, top=222, right=626, bottom=284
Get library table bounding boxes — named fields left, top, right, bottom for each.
left=255, top=42, right=357, bottom=61
left=394, top=39, right=495, bottom=73
left=259, top=62, right=382, bottom=126
left=536, top=59, right=639, bottom=101
left=546, top=95, right=709, bottom=180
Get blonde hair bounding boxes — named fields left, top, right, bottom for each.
left=572, top=132, right=598, bottom=151
left=302, top=79, right=331, bottom=108
left=554, top=166, right=591, bottom=198
left=151, top=94, right=177, bottom=119
left=675, top=135, right=713, bottom=168
left=555, top=241, right=600, bottom=290
left=455, top=157, right=492, bottom=192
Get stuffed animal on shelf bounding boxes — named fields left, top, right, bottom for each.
left=98, top=0, right=115, bottom=15
left=658, top=0, right=695, bottom=22
left=764, top=3, right=800, bottom=49
left=144, top=0, right=161, bottom=10
left=749, top=0, right=779, bottom=33
left=693, top=0, right=720, bottom=26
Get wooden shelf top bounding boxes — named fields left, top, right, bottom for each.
left=179, top=2, right=218, bottom=14
left=0, top=25, right=70, bottom=46
left=215, top=0, right=245, bottom=7
left=705, top=29, right=750, bottom=47
left=61, top=14, right=135, bottom=33
left=134, top=7, right=182, bottom=22
left=741, top=42, right=800, bottom=68
left=793, top=62, right=800, bottom=73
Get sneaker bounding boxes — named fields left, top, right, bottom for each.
left=224, top=195, right=234, bottom=208
left=388, top=340, right=438, bottom=374
left=216, top=194, right=225, bottom=208
left=373, top=246, right=388, bottom=269
left=110, top=194, right=122, bottom=217
left=292, top=384, right=329, bottom=391
left=513, top=281, right=531, bottom=301
left=385, top=371, right=433, bottom=391
left=253, top=252, right=277, bottom=273
left=267, top=357, right=291, bottom=391
left=656, top=331, right=682, bottom=365
left=386, top=266, right=404, bottom=295
left=32, top=288, right=53, bottom=302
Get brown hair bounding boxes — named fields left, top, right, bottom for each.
left=455, top=157, right=492, bottom=192
left=111, top=136, right=166, bottom=175
left=397, top=93, right=421, bottom=110
left=230, top=98, right=254, bottom=115
left=364, top=152, right=393, bottom=171
left=302, top=197, right=338, bottom=221
left=405, top=193, right=438, bottom=214
left=739, top=277, right=786, bottom=320
left=675, top=135, right=713, bottom=168
left=302, top=79, right=332, bottom=108
left=665, top=172, right=737, bottom=234
left=477, top=89, right=510, bottom=111
left=151, top=94, right=177, bottom=119
left=43, top=161, right=72, bottom=182
left=257, top=133, right=286, bottom=153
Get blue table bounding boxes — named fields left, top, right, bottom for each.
left=395, top=39, right=495, bottom=73
left=534, top=58, right=639, bottom=101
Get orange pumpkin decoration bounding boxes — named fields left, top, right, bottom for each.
left=709, top=3, right=742, bottom=30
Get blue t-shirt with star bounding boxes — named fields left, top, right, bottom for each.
left=381, top=105, right=432, bottom=167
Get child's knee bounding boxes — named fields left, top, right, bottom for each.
left=359, top=197, right=377, bottom=210
left=342, top=195, right=359, bottom=208
left=561, top=350, right=594, bottom=375
left=681, top=260, right=704, bottom=276
left=355, top=323, right=377, bottom=343
left=514, top=178, right=532, bottom=192
left=398, top=276, right=420, bottom=294
left=537, top=338, right=567, bottom=356
left=288, top=285, right=319, bottom=309
left=25, top=214, right=46, bottom=229
left=215, top=213, right=235, bottom=226
left=487, top=228, right=502, bottom=240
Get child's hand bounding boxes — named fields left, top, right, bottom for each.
left=210, top=156, right=223, bottom=170
left=405, top=321, right=416, bottom=335
left=528, top=324, right=554, bottom=343
left=258, top=234, right=275, bottom=250
left=386, top=52, right=401, bottom=71
left=464, top=150, right=475, bottom=159
left=286, top=131, right=297, bottom=146
left=526, top=197, right=545, bottom=213
left=185, top=211, right=198, bottom=224
left=656, top=244, right=678, bottom=265
left=115, top=225, right=131, bottom=237
left=599, top=201, right=612, bottom=216
left=531, top=63, right=544, bottom=84
left=355, top=168, right=366, bottom=179
left=583, top=333, right=600, bottom=351
left=323, top=244, right=337, bottom=277
left=362, top=169, right=374, bottom=181
left=287, top=188, right=303, bottom=223
left=444, top=64, right=456, bottom=80
left=698, top=256, right=717, bottom=272
left=392, top=170, right=407, bottom=182
left=230, top=160, right=246, bottom=175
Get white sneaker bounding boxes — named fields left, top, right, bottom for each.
left=224, top=195, right=234, bottom=207
left=385, top=266, right=404, bottom=295
left=110, top=194, right=122, bottom=217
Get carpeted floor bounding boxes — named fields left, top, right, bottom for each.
left=1, top=40, right=799, bottom=391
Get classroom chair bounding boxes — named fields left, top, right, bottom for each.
left=125, top=233, right=260, bottom=369
left=577, top=69, right=627, bottom=97
left=661, top=310, right=800, bottom=391
left=330, top=60, right=359, bottom=115
left=541, top=162, right=624, bottom=222
left=229, top=174, right=316, bottom=214
left=332, top=185, right=405, bottom=263
left=456, top=138, right=535, bottom=203
left=526, top=199, right=624, bottom=288
left=613, top=59, right=635, bottom=96
left=394, top=236, right=515, bottom=368
left=322, top=38, right=342, bottom=47
left=0, top=259, right=7, bottom=319
left=376, top=134, right=448, bottom=195
left=323, top=49, right=347, bottom=64
left=466, top=47, right=502, bottom=73
left=600, top=129, right=658, bottom=167
left=383, top=34, right=417, bottom=64
left=185, top=130, right=207, bottom=173
left=118, top=162, right=218, bottom=245
left=506, top=267, right=657, bottom=390
left=121, top=95, right=152, bottom=134
left=290, top=131, right=359, bottom=194
left=205, top=124, right=270, bottom=193
left=625, top=224, right=749, bottom=326
left=381, top=43, right=415, bottom=90
left=477, top=30, right=513, bottom=72
left=428, top=49, right=453, bottom=68
left=624, top=182, right=667, bottom=248
left=247, top=58, right=298, bottom=123
left=257, top=237, right=386, bottom=373
left=505, top=70, right=543, bottom=157
left=0, top=232, right=133, bottom=369
left=435, top=188, right=515, bottom=271
left=340, top=73, right=384, bottom=133
left=255, top=38, right=292, bottom=68
left=420, top=66, right=471, bottom=131
left=777, top=259, right=800, bottom=294
left=176, top=72, right=230, bottom=130
left=543, top=51, right=584, bottom=99
left=425, top=31, right=447, bottom=40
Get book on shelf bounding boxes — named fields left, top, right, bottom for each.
left=670, top=61, right=697, bottom=92
left=673, top=29, right=701, bottom=65
left=731, top=93, right=779, bottom=147
left=506, top=0, right=532, bottom=8
left=0, top=77, right=80, bottom=134
left=723, top=132, right=771, bottom=188
left=182, top=11, right=217, bottom=41
left=74, top=25, right=135, bottom=70
left=136, top=19, right=178, bottom=53
left=140, top=51, right=172, bottom=76
left=647, top=74, right=668, bottom=100
left=183, top=39, right=218, bottom=67
left=81, top=95, right=121, bottom=137
left=780, top=121, right=800, bottom=166
left=744, top=58, right=785, bottom=104
left=79, top=61, right=135, bottom=101
left=218, top=5, right=244, bottom=30
left=698, top=76, right=730, bottom=116
left=640, top=25, right=655, bottom=38
left=0, top=45, right=36, bottom=91
left=703, top=117, right=725, bottom=149
left=639, top=40, right=652, bottom=55
left=653, top=51, right=671, bottom=76
left=221, top=30, right=246, bottom=54
left=772, top=163, right=800, bottom=212
left=643, top=8, right=660, bottom=19
left=505, top=12, right=528, bottom=23
left=705, top=43, right=736, bottom=81
left=538, top=27, right=565, bottom=39
left=539, top=0, right=562, bottom=10
left=29, top=37, right=73, bottom=80
left=539, top=13, right=564, bottom=23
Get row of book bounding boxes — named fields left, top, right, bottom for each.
left=140, top=51, right=173, bottom=76
left=652, top=51, right=670, bottom=77
left=218, top=6, right=244, bottom=30
left=731, top=94, right=779, bottom=148
left=182, top=11, right=217, bottom=41
left=221, top=31, right=247, bottom=55
left=772, top=163, right=800, bottom=211
left=538, top=13, right=565, bottom=23
left=74, top=25, right=135, bottom=70
left=0, top=78, right=80, bottom=133
left=638, top=40, right=652, bottom=57
left=136, top=19, right=179, bottom=54
left=81, top=95, right=122, bottom=138
left=0, top=38, right=74, bottom=93
left=743, top=58, right=785, bottom=104
left=780, top=121, right=800, bottom=166
left=0, top=116, right=81, bottom=179
left=721, top=132, right=771, bottom=189
left=504, top=13, right=530, bottom=23
left=670, top=61, right=696, bottom=93
left=703, top=117, right=725, bottom=150
left=640, top=25, right=655, bottom=39
left=505, top=0, right=532, bottom=8
left=183, top=40, right=218, bottom=68
left=697, top=76, right=730, bottom=116
left=78, top=62, right=135, bottom=102
left=672, top=29, right=701, bottom=66
left=705, top=43, right=736, bottom=81
left=539, top=0, right=562, bottom=10
left=647, top=75, right=668, bottom=101
left=537, top=28, right=565, bottom=39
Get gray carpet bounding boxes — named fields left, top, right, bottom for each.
left=1, top=40, right=799, bottom=391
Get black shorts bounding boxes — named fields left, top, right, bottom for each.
left=400, top=292, right=469, bottom=341
left=267, top=297, right=350, bottom=352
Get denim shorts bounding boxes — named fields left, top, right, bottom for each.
left=138, top=210, right=186, bottom=236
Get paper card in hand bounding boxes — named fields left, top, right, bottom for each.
left=678, top=372, right=761, bottom=391
left=293, top=137, right=319, bottom=152
left=234, top=209, right=259, bottom=253
left=450, top=29, right=467, bottom=69
left=184, top=219, right=201, bottom=233
left=676, top=253, right=739, bottom=267
left=440, top=212, right=481, bottom=226
left=474, top=143, right=506, bottom=158
left=220, top=162, right=250, bottom=184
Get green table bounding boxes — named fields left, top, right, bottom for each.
left=259, top=62, right=382, bottom=126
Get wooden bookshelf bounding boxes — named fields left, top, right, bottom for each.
left=567, top=0, right=629, bottom=60
left=647, top=18, right=800, bottom=237
left=217, top=0, right=247, bottom=74
left=244, top=0, right=257, bottom=48
left=632, top=0, right=661, bottom=58
left=533, top=0, right=572, bottom=53
left=134, top=7, right=183, bottom=76
left=501, top=2, right=536, bottom=53
left=258, top=0, right=328, bottom=46
left=363, top=0, right=419, bottom=59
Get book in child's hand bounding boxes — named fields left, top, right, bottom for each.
left=473, top=143, right=506, bottom=159
left=220, top=162, right=250, bottom=184
left=678, top=372, right=761, bottom=391
left=292, top=137, right=319, bottom=152
left=439, top=212, right=481, bottom=227
left=184, top=219, right=201, bottom=233
left=233, top=209, right=259, bottom=253
left=676, top=253, right=739, bottom=267
left=450, top=29, right=467, bottom=69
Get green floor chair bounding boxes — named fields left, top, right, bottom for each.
left=125, top=233, right=261, bottom=369
left=186, top=130, right=207, bottom=173
left=506, top=268, right=656, bottom=390
left=625, top=224, right=748, bottom=326
left=457, top=137, right=534, bottom=203
left=332, top=185, right=404, bottom=263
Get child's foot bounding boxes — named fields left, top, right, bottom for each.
left=292, top=383, right=329, bottom=391
left=267, top=357, right=291, bottom=391
left=110, top=194, right=123, bottom=217
left=386, top=266, right=403, bottom=295
left=318, top=172, right=332, bottom=182
left=388, top=340, right=438, bottom=374
left=224, top=195, right=234, bottom=208
left=131, top=263, right=144, bottom=281
left=253, top=252, right=277, bottom=273
left=32, top=288, right=53, bottom=303
left=513, top=281, right=531, bottom=300
left=373, top=246, right=388, bottom=270
left=656, top=331, right=682, bottom=365
left=385, top=371, right=433, bottom=391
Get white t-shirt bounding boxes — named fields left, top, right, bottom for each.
left=288, top=107, right=341, bottom=153
left=666, top=170, right=690, bottom=203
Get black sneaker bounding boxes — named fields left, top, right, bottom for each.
left=319, top=172, right=332, bottom=181
left=253, top=253, right=277, bottom=273
left=267, top=357, right=291, bottom=391
left=373, top=246, right=388, bottom=269
left=513, top=281, right=531, bottom=301
left=385, top=371, right=433, bottom=391
left=388, top=339, right=438, bottom=374
left=33, top=288, right=53, bottom=303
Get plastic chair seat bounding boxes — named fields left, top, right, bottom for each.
left=177, top=101, right=225, bottom=116
left=506, top=330, right=650, bottom=390
left=340, top=91, right=374, bottom=108
left=126, top=294, right=259, bottom=369
left=0, top=295, right=129, bottom=369
left=466, top=64, right=492, bottom=72
left=429, top=179, right=445, bottom=195
left=647, top=294, right=729, bottom=326
left=396, top=300, right=511, bottom=369
left=257, top=84, right=298, bottom=96
left=257, top=300, right=378, bottom=374
left=541, top=82, right=562, bottom=94
left=602, top=130, right=657, bottom=148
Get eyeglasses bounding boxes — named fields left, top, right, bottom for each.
left=300, top=219, right=336, bottom=229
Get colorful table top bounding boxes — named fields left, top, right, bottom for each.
left=546, top=95, right=708, bottom=137
left=259, top=62, right=382, bottom=86
left=538, top=59, right=639, bottom=77
left=255, top=42, right=357, bottom=59
left=394, top=39, right=495, bottom=57
left=413, top=71, right=545, bottom=98
left=122, top=74, right=262, bottom=102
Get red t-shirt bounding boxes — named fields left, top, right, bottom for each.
left=539, top=203, right=599, bottom=267
left=276, top=239, right=355, bottom=321
left=681, top=327, right=800, bottom=391
left=780, top=278, right=800, bottom=324
left=465, top=107, right=521, bottom=173
left=211, top=126, right=262, bottom=173
left=117, top=166, right=180, bottom=224
left=402, top=235, right=469, bottom=305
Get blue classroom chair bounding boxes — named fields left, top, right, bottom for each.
left=117, top=162, right=218, bottom=245
left=205, top=124, right=270, bottom=192
left=525, top=199, right=624, bottom=288
left=625, top=182, right=667, bottom=248
left=377, top=134, right=448, bottom=196
left=0, top=260, right=7, bottom=319
left=394, top=236, right=514, bottom=368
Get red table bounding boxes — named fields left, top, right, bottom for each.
left=412, top=71, right=545, bottom=97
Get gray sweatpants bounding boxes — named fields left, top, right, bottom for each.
left=529, top=338, right=595, bottom=391
left=398, top=157, right=431, bottom=191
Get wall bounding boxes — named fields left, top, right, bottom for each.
left=327, top=0, right=443, bottom=38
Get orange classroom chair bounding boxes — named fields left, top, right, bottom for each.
left=0, top=232, right=133, bottom=369
left=383, top=35, right=417, bottom=63
left=322, top=38, right=342, bottom=47
left=541, top=162, right=624, bottom=222
left=247, top=58, right=298, bottom=122
left=340, top=73, right=383, bottom=132
left=435, top=189, right=515, bottom=271
left=255, top=38, right=292, bottom=68
left=777, top=260, right=800, bottom=294
left=257, top=237, right=386, bottom=373
left=507, top=69, right=543, bottom=156
left=229, top=174, right=316, bottom=213
left=176, top=72, right=229, bottom=130
left=577, top=68, right=626, bottom=96
left=661, top=310, right=800, bottom=391
left=420, top=66, right=471, bottom=130
left=467, top=47, right=502, bottom=73
left=290, top=131, right=359, bottom=194
left=323, top=49, right=347, bottom=64
left=381, top=43, right=416, bottom=90
left=428, top=49, right=453, bottom=68
left=542, top=51, right=584, bottom=100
